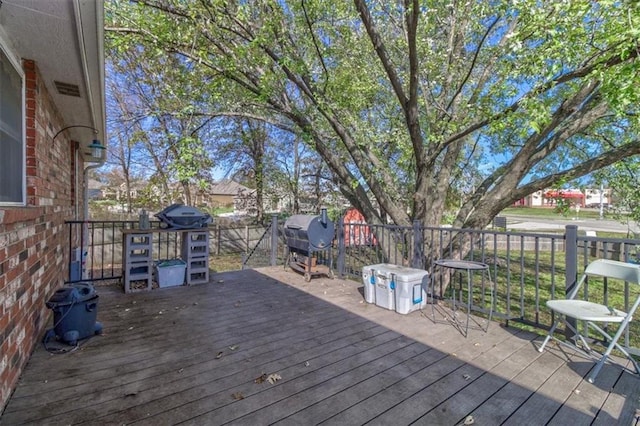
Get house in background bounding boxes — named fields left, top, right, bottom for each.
left=0, top=0, right=105, bottom=411
left=514, top=188, right=612, bottom=208
left=88, top=178, right=105, bottom=199
left=203, top=180, right=254, bottom=208
left=584, top=187, right=612, bottom=207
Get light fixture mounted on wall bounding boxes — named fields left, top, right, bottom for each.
left=87, top=139, right=106, bottom=161
left=52, top=124, right=106, bottom=162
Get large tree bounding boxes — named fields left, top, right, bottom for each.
left=106, top=0, right=640, bottom=230
left=106, top=42, right=216, bottom=206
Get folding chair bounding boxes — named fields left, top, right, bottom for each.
left=538, top=259, right=640, bottom=383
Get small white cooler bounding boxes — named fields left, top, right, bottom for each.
left=363, top=264, right=429, bottom=314
left=361, top=265, right=385, bottom=304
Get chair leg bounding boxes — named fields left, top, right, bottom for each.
left=588, top=355, right=609, bottom=383
left=539, top=320, right=560, bottom=352
left=588, top=319, right=640, bottom=383
left=565, top=321, right=593, bottom=353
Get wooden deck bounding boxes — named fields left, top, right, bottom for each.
left=2, top=267, right=639, bottom=425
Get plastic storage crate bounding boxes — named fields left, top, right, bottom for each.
left=155, top=259, right=187, bottom=287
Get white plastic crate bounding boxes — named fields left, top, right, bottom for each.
left=155, top=259, right=186, bottom=288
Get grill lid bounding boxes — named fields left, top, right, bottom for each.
left=155, top=204, right=212, bottom=229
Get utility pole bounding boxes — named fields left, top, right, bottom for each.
left=599, top=182, right=604, bottom=220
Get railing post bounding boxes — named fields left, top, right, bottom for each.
left=67, top=222, right=73, bottom=282
left=215, top=223, right=221, bottom=255
left=565, top=224, right=579, bottom=338
left=270, top=214, right=279, bottom=266
left=412, top=220, right=424, bottom=269
left=336, top=216, right=345, bottom=278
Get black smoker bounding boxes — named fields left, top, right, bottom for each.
left=284, top=208, right=335, bottom=281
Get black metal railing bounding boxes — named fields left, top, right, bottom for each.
left=66, top=220, right=179, bottom=283
left=67, top=215, right=640, bottom=352
left=65, top=219, right=275, bottom=283
left=246, top=216, right=640, bottom=351
left=241, top=218, right=286, bottom=269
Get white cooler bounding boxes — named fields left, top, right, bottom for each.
left=394, top=267, right=429, bottom=314
left=363, top=264, right=429, bottom=314
left=361, top=265, right=384, bottom=304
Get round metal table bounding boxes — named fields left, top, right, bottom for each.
left=432, top=259, right=494, bottom=336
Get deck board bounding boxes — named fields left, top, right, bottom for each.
left=464, top=342, right=559, bottom=424
left=272, top=346, right=446, bottom=425
left=592, top=360, right=640, bottom=425
left=1, top=267, right=639, bottom=425
left=327, top=328, right=526, bottom=425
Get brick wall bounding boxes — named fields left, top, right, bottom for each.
left=0, top=60, right=78, bottom=411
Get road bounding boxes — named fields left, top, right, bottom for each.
left=502, top=213, right=638, bottom=235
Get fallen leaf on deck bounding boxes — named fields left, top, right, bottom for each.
left=254, top=373, right=268, bottom=384
left=464, top=415, right=474, bottom=425
left=124, top=391, right=138, bottom=398
left=215, top=351, right=224, bottom=359
left=228, top=345, right=238, bottom=351
left=266, top=373, right=282, bottom=384
left=232, top=392, right=244, bottom=400
left=463, top=374, right=471, bottom=380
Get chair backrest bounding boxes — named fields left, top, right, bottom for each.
left=584, top=259, right=640, bottom=285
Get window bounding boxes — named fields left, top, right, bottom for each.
left=0, top=44, right=25, bottom=205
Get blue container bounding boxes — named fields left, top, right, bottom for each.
left=46, top=283, right=101, bottom=345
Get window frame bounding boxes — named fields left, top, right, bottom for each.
left=0, top=34, right=26, bottom=206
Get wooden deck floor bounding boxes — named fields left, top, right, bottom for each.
left=2, top=267, right=639, bottom=425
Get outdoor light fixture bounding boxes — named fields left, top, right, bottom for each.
left=52, top=125, right=106, bottom=162
left=52, top=124, right=99, bottom=142
left=87, top=139, right=106, bottom=161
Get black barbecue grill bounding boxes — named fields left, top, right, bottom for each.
left=284, top=208, right=335, bottom=281
left=155, top=204, right=212, bottom=229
